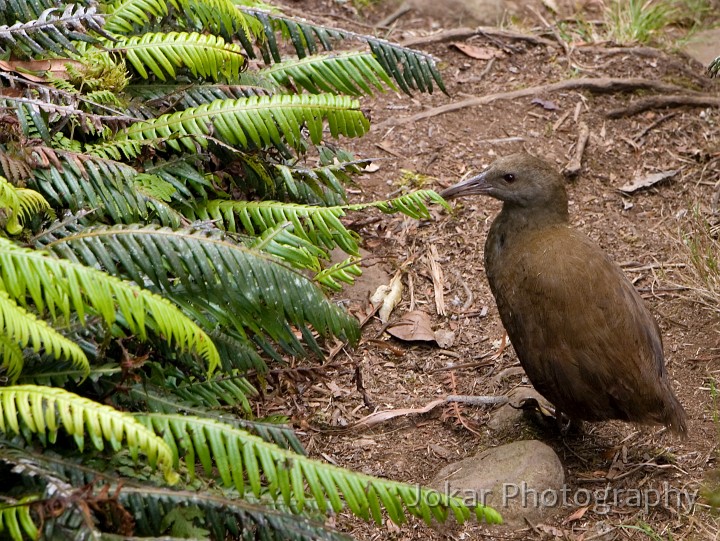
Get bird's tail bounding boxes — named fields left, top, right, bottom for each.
left=663, top=392, right=688, bottom=439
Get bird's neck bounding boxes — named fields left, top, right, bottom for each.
left=497, top=202, right=570, bottom=233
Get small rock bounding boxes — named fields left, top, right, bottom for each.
left=406, top=0, right=506, bottom=26
left=681, top=28, right=720, bottom=66
left=431, top=440, right=565, bottom=527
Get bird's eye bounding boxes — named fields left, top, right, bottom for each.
left=503, top=173, right=516, bottom=183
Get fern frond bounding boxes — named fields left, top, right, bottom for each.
left=104, top=0, right=261, bottom=40
left=128, top=83, right=275, bottom=110
left=0, top=151, right=33, bottom=183
left=45, top=224, right=360, bottom=352
left=16, top=187, right=52, bottom=225
left=0, top=494, right=40, bottom=541
left=0, top=175, right=24, bottom=235
left=108, top=32, right=247, bottom=82
left=246, top=222, right=327, bottom=271
left=0, top=5, right=107, bottom=57
left=0, top=179, right=54, bottom=236
left=141, top=413, right=502, bottom=525
left=314, top=256, right=362, bottom=291
left=0, top=334, right=24, bottom=384
left=0, top=289, right=89, bottom=380
left=260, top=51, right=395, bottom=96
left=0, top=385, right=178, bottom=482
left=0, top=237, right=220, bottom=374
left=28, top=153, right=182, bottom=226
left=272, top=158, right=369, bottom=204
left=709, top=55, right=720, bottom=78
left=119, top=486, right=348, bottom=540
left=190, top=200, right=361, bottom=254
left=346, top=189, right=451, bottom=219
left=241, top=7, right=446, bottom=94
left=0, top=0, right=57, bottom=24
left=118, top=93, right=370, bottom=153
left=172, top=374, right=256, bottom=413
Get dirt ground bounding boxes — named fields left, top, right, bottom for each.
left=263, top=1, right=720, bottom=539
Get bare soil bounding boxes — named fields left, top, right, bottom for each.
left=264, top=1, right=720, bottom=539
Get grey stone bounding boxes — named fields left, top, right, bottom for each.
left=681, top=28, right=720, bottom=67
left=406, top=0, right=506, bottom=26
left=431, top=440, right=565, bottom=526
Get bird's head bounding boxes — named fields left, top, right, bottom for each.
left=440, top=153, right=568, bottom=213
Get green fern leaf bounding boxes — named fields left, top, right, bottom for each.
left=45, top=224, right=360, bottom=354
left=0, top=5, right=106, bottom=57
left=314, top=256, right=362, bottom=291
left=709, top=55, right=720, bottom=78
left=118, top=485, right=348, bottom=540
left=0, top=385, right=178, bottom=483
left=0, top=334, right=24, bottom=384
left=0, top=237, right=220, bottom=375
left=260, top=51, right=396, bottom=96
left=0, top=289, right=89, bottom=380
left=0, top=494, right=39, bottom=541
left=108, top=32, right=247, bottom=82
left=190, top=200, right=360, bottom=254
left=241, top=7, right=446, bottom=94
left=140, top=413, right=502, bottom=525
left=118, top=93, right=370, bottom=153
left=104, top=0, right=261, bottom=40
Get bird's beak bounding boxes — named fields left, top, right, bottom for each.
left=439, top=171, right=490, bottom=199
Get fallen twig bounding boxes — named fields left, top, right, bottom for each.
left=632, top=112, right=676, bottom=142
left=349, top=393, right=508, bottom=430
left=377, top=77, right=690, bottom=128
left=375, top=1, right=411, bottom=28
left=563, top=121, right=590, bottom=178
left=400, top=26, right=557, bottom=49
left=428, top=244, right=446, bottom=316
left=607, top=94, right=720, bottom=118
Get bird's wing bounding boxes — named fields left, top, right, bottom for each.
left=490, top=227, right=665, bottom=418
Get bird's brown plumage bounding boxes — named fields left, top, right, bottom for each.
left=441, top=153, right=687, bottom=436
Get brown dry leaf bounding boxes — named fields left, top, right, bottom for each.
left=433, top=329, right=455, bottom=348
left=531, top=97, right=560, bottom=111
left=0, top=59, right=83, bottom=82
left=562, top=505, right=589, bottom=524
left=387, top=310, right=435, bottom=342
left=363, top=162, right=380, bottom=173
left=351, top=398, right=446, bottom=429
left=450, top=42, right=501, bottom=60
left=618, top=169, right=679, bottom=193
left=536, top=524, right=565, bottom=538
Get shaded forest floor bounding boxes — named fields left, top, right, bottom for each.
left=261, top=1, right=720, bottom=539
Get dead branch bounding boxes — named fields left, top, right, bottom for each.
left=400, top=26, right=557, bottom=49
left=606, top=95, right=720, bottom=118
left=376, top=77, right=692, bottom=128
left=632, top=112, right=676, bottom=141
left=575, top=45, right=712, bottom=87
left=375, top=1, right=412, bottom=28
left=563, top=121, right=590, bottom=178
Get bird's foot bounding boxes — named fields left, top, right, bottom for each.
left=515, top=398, right=583, bottom=436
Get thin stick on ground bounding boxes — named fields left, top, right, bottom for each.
left=563, top=121, right=590, bottom=178
left=400, top=26, right=557, bottom=49
left=376, top=78, right=697, bottom=128
left=607, top=95, right=720, bottom=118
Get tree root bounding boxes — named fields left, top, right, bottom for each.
left=607, top=94, right=720, bottom=118
left=377, top=77, right=717, bottom=128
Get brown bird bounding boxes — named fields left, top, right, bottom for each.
left=441, top=153, right=687, bottom=436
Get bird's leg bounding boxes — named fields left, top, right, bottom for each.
left=492, top=332, right=508, bottom=360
